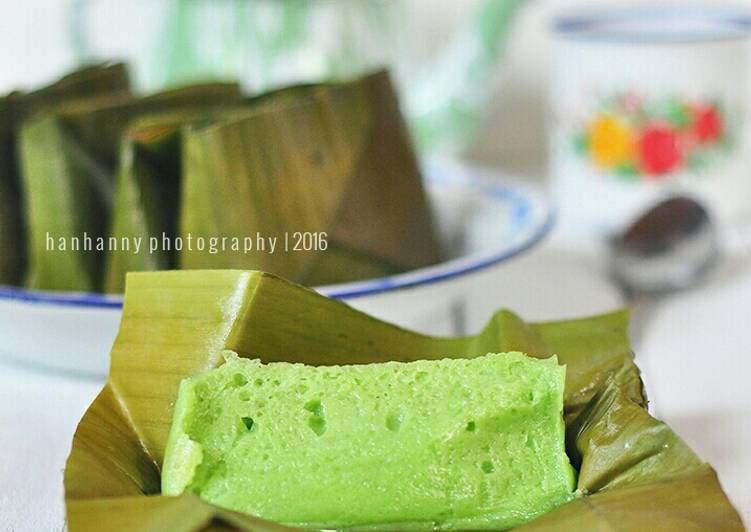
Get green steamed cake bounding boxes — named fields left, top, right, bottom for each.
left=162, top=352, right=576, bottom=530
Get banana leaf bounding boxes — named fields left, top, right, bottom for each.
left=65, top=270, right=742, bottom=531
left=179, top=71, right=441, bottom=285
left=0, top=63, right=129, bottom=285
left=21, top=62, right=130, bottom=116
left=104, top=107, right=248, bottom=294
left=517, top=379, right=742, bottom=531
left=104, top=101, right=293, bottom=294
left=0, top=95, right=24, bottom=284
left=103, top=115, right=190, bottom=293
left=19, top=83, right=244, bottom=291
left=56, top=82, right=243, bottom=170
left=106, top=72, right=441, bottom=292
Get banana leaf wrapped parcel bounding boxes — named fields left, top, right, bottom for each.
left=0, top=63, right=130, bottom=285
left=65, top=270, right=743, bottom=531
left=7, top=67, right=441, bottom=294
left=19, top=82, right=243, bottom=291
left=103, top=108, right=240, bottom=292
left=104, top=71, right=441, bottom=293
left=178, top=71, right=441, bottom=286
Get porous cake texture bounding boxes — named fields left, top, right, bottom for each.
left=162, top=352, right=575, bottom=530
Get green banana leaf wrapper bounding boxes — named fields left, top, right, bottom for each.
left=21, top=63, right=131, bottom=114
left=0, top=95, right=24, bottom=285
left=105, top=71, right=441, bottom=293
left=0, top=63, right=130, bottom=285
left=19, top=82, right=244, bottom=291
left=65, top=270, right=744, bottom=531
left=179, top=71, right=441, bottom=286
left=104, top=108, right=239, bottom=293
left=104, top=104, right=265, bottom=293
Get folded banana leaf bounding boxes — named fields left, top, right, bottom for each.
left=21, top=62, right=130, bottom=115
left=104, top=114, right=193, bottom=293
left=104, top=107, right=248, bottom=294
left=105, top=102, right=285, bottom=294
left=19, top=83, right=243, bottom=291
left=179, top=71, right=442, bottom=285
left=0, top=95, right=23, bottom=285
left=56, top=82, right=243, bottom=170
left=0, top=63, right=129, bottom=285
left=65, top=270, right=743, bottom=531
left=518, top=380, right=742, bottom=531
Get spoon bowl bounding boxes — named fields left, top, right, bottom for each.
left=610, top=196, right=719, bottom=295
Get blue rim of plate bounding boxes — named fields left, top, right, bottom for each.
left=0, top=160, right=554, bottom=307
left=554, top=6, right=751, bottom=43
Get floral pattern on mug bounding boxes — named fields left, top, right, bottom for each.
left=573, top=93, right=731, bottom=179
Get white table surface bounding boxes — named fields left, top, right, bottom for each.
left=1, top=234, right=749, bottom=530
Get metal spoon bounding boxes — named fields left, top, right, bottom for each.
left=610, top=196, right=719, bottom=296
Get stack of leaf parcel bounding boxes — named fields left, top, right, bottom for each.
left=1, top=64, right=441, bottom=293
left=1, top=63, right=130, bottom=287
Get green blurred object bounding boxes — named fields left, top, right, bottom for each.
left=19, top=83, right=243, bottom=291
left=64, top=270, right=742, bottom=530
left=103, top=120, right=181, bottom=293
left=9, top=66, right=438, bottom=294
left=104, top=71, right=440, bottom=293
left=0, top=96, right=24, bottom=285
left=0, top=63, right=130, bottom=286
left=70, top=0, right=526, bottom=154
left=104, top=109, right=228, bottom=293
left=178, top=71, right=441, bottom=286
left=104, top=104, right=254, bottom=294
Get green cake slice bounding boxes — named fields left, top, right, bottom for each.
left=162, top=352, right=576, bottom=530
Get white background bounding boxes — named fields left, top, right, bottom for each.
left=2, top=0, right=747, bottom=176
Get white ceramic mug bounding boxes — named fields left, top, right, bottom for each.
left=550, top=6, right=751, bottom=242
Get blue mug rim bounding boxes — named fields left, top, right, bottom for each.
left=554, top=5, right=751, bottom=44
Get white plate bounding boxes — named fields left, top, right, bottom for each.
left=0, top=158, right=553, bottom=376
